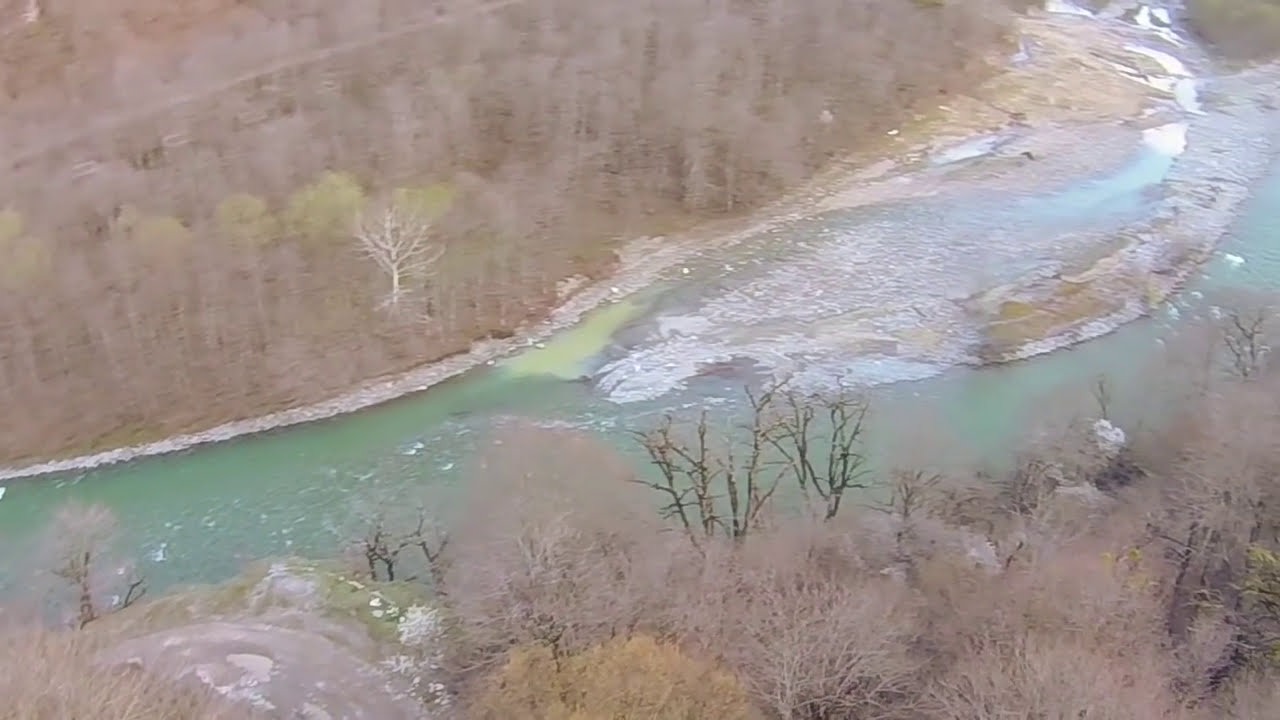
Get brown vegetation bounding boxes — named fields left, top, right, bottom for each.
left=0, top=0, right=1017, bottom=464
left=474, top=635, right=763, bottom=720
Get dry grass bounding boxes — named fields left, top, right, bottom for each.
left=0, top=623, right=242, bottom=720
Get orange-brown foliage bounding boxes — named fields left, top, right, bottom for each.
left=473, top=635, right=763, bottom=720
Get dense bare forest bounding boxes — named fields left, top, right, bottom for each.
left=8, top=307, right=1280, bottom=718
left=0, top=0, right=1015, bottom=463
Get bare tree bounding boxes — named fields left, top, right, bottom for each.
left=350, top=506, right=449, bottom=585
left=1222, top=305, right=1270, bottom=380
left=1092, top=374, right=1113, bottom=420
left=441, top=423, right=659, bottom=674
left=354, top=199, right=445, bottom=311
left=44, top=501, right=146, bottom=629
left=770, top=387, right=871, bottom=520
left=632, top=382, right=872, bottom=551
left=872, top=469, right=944, bottom=567
left=632, top=384, right=786, bottom=549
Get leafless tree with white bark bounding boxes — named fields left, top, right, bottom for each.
left=354, top=200, right=445, bottom=312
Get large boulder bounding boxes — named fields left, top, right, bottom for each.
left=93, top=559, right=450, bottom=718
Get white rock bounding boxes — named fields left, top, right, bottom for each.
left=1045, top=0, right=1093, bottom=17
left=1142, top=122, right=1188, bottom=156
left=1093, top=418, right=1127, bottom=455
left=225, top=653, right=275, bottom=684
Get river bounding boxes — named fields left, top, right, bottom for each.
left=2, top=16, right=1280, bottom=597
left=1, top=145, right=1276, bottom=596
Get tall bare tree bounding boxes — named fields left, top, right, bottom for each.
left=355, top=199, right=445, bottom=311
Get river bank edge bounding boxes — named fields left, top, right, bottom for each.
left=2, top=39, right=1276, bottom=485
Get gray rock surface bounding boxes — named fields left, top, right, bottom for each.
left=100, top=621, right=428, bottom=719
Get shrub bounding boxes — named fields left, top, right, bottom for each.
left=472, top=634, right=762, bottom=720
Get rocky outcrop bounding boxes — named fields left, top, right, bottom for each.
left=94, top=559, right=450, bottom=719
left=101, top=621, right=428, bottom=719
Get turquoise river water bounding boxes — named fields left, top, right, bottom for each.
left=0, top=141, right=1278, bottom=597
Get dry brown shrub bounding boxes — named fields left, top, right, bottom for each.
left=718, top=573, right=924, bottom=720
left=1210, top=671, right=1280, bottom=718
left=0, top=623, right=241, bottom=720
left=472, top=634, right=763, bottom=720
left=911, top=522, right=1189, bottom=719
left=926, top=631, right=1184, bottom=720
left=442, top=422, right=662, bottom=671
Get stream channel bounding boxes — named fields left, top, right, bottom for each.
left=1, top=22, right=1280, bottom=598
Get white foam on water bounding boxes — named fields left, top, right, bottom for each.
left=1131, top=5, right=1184, bottom=46
left=1045, top=0, right=1093, bottom=17
left=1142, top=122, right=1188, bottom=156
left=1224, top=253, right=1245, bottom=267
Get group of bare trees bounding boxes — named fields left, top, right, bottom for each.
left=632, top=382, right=871, bottom=548
left=0, top=0, right=1018, bottom=463
left=314, top=303, right=1280, bottom=719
